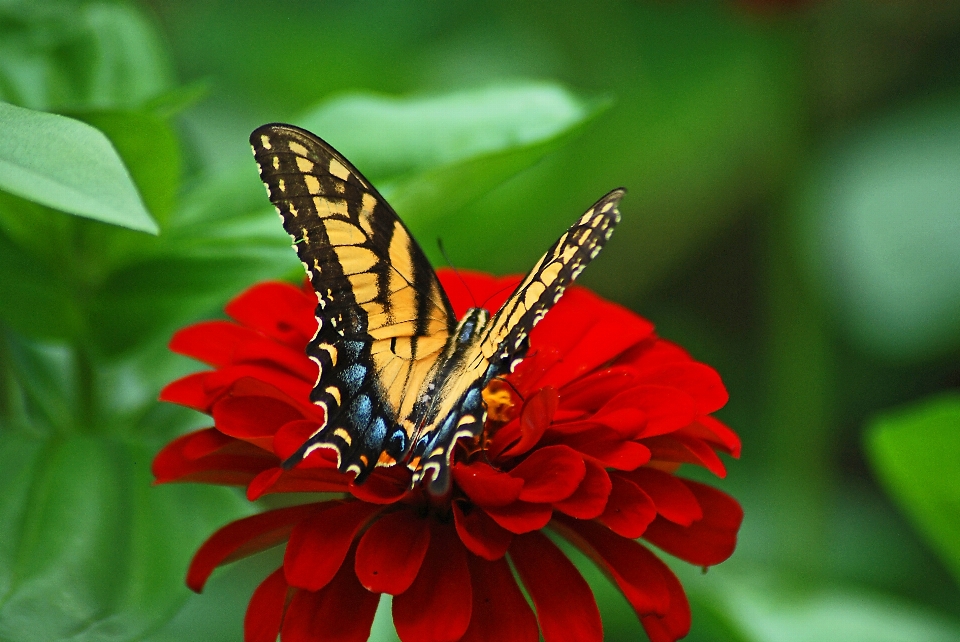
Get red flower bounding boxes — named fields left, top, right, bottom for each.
left=153, top=270, right=743, bottom=642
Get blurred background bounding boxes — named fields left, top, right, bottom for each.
left=1, top=0, right=960, bottom=640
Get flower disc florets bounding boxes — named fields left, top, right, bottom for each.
left=153, top=270, right=743, bottom=642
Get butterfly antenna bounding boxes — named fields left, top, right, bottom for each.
left=479, top=283, right=517, bottom=311
left=437, top=238, right=477, bottom=308
left=494, top=376, right=525, bottom=402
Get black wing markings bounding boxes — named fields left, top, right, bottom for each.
left=251, top=124, right=456, bottom=481
left=251, top=122, right=624, bottom=494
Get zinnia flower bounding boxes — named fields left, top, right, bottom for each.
left=153, top=269, right=743, bottom=642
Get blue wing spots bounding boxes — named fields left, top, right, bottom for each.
left=343, top=340, right=364, bottom=361
left=386, top=426, right=407, bottom=457
left=366, top=416, right=388, bottom=449
left=349, top=394, right=373, bottom=430
left=340, top=364, right=366, bottom=395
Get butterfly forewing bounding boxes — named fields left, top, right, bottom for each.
left=250, top=124, right=456, bottom=479
left=408, top=189, right=624, bottom=492
left=482, top=189, right=624, bottom=366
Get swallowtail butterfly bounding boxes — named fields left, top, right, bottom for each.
left=251, top=124, right=623, bottom=494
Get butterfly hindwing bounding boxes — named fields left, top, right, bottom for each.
left=250, top=124, right=456, bottom=480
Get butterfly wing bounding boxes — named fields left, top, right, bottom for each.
left=480, top=188, right=624, bottom=368
left=411, top=189, right=625, bottom=492
left=250, top=124, right=456, bottom=480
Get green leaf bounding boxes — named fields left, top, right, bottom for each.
left=865, top=394, right=960, bottom=583
left=88, top=247, right=294, bottom=355
left=78, top=3, right=174, bottom=110
left=295, top=86, right=606, bottom=244
left=0, top=2, right=172, bottom=112
left=0, top=227, right=82, bottom=343
left=141, top=548, right=283, bottom=642
left=697, top=574, right=960, bottom=642
left=0, top=432, right=252, bottom=642
left=0, top=102, right=158, bottom=234
left=73, top=110, right=181, bottom=227
left=796, top=93, right=960, bottom=361
left=298, top=84, right=605, bottom=182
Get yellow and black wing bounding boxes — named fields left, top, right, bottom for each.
left=480, top=189, right=624, bottom=367
left=409, top=189, right=624, bottom=492
left=250, top=124, right=456, bottom=480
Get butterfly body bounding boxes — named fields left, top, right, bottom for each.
left=251, top=123, right=622, bottom=494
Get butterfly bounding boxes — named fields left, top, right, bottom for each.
left=251, top=123, right=623, bottom=494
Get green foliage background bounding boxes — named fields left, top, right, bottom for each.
left=1, top=0, right=960, bottom=640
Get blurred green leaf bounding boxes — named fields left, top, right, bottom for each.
left=141, top=548, right=282, bottom=642
left=88, top=247, right=293, bottom=355
left=866, top=394, right=960, bottom=584
left=1, top=331, right=78, bottom=434
left=78, top=2, right=173, bottom=109
left=233, top=84, right=604, bottom=264
left=0, top=101, right=158, bottom=233
left=74, top=110, right=181, bottom=226
left=697, top=574, right=960, bottom=642
left=0, top=432, right=251, bottom=642
left=0, top=227, right=82, bottom=343
left=0, top=2, right=172, bottom=112
left=298, top=85, right=605, bottom=182
left=797, top=94, right=960, bottom=361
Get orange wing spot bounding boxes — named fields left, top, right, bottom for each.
left=377, top=452, right=397, bottom=466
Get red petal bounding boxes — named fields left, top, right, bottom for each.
left=355, top=511, right=431, bottom=594
left=635, top=360, right=728, bottom=415
left=453, top=500, right=513, bottom=560
left=187, top=503, right=321, bottom=592
left=645, top=434, right=726, bottom=477
left=498, top=386, right=559, bottom=458
left=554, top=517, right=670, bottom=619
left=179, top=427, right=234, bottom=460
left=555, top=427, right=651, bottom=470
left=596, top=474, right=657, bottom=539
left=640, top=563, right=691, bottom=642
left=452, top=462, right=523, bottom=507
left=284, top=501, right=383, bottom=591
left=684, top=415, right=742, bottom=457
left=204, top=365, right=315, bottom=412
left=553, top=458, right=611, bottom=519
left=160, top=371, right=214, bottom=412
left=393, top=523, right=472, bottom=642
left=170, top=321, right=315, bottom=381
left=510, top=445, right=585, bottom=503
left=461, top=555, right=538, bottom=642
left=620, top=468, right=702, bottom=526
left=274, top=419, right=326, bottom=461
left=152, top=429, right=275, bottom=486
left=213, top=395, right=304, bottom=449
left=642, top=480, right=742, bottom=566
left=281, top=548, right=380, bottom=642
left=225, top=281, right=317, bottom=349
left=349, top=466, right=412, bottom=504
left=511, top=531, right=602, bottom=642
left=558, top=367, right=638, bottom=412
left=244, top=567, right=289, bottom=642
left=535, top=292, right=654, bottom=390
left=598, top=384, right=696, bottom=439
left=245, top=466, right=348, bottom=500
left=482, top=501, right=552, bottom=534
